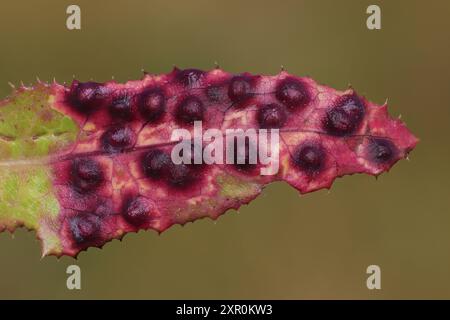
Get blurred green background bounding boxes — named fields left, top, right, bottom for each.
left=0, top=0, right=449, bottom=299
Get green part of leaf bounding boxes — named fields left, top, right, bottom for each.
left=0, top=85, right=78, bottom=255
left=0, top=168, right=59, bottom=228
left=217, top=174, right=261, bottom=200
left=0, top=86, right=78, bottom=159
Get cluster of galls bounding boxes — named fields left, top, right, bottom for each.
left=141, top=147, right=205, bottom=187
left=65, top=155, right=160, bottom=250
left=66, top=158, right=107, bottom=247
left=58, top=68, right=399, bottom=252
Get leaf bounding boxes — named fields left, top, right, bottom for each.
left=0, top=69, right=418, bottom=257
